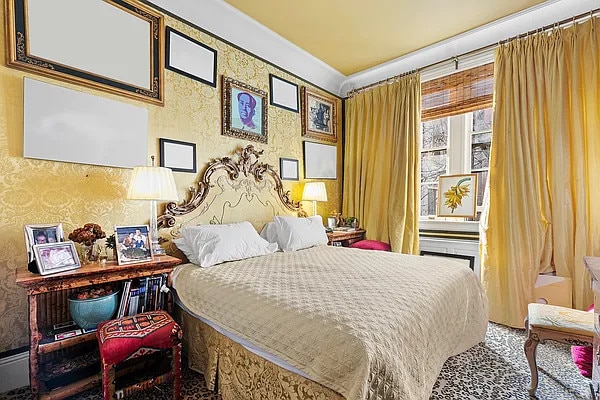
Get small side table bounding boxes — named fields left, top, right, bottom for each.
left=327, top=229, right=366, bottom=247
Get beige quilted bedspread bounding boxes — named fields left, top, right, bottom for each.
left=172, top=246, right=488, bottom=400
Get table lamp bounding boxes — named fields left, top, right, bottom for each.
left=302, top=182, right=327, bottom=217
left=127, top=157, right=178, bottom=256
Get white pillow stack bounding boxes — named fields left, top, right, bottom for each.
left=272, top=215, right=328, bottom=252
left=173, top=221, right=277, bottom=267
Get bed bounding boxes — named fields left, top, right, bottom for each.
left=158, top=145, right=488, bottom=400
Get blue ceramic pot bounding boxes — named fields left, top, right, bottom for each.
left=68, top=291, right=119, bottom=330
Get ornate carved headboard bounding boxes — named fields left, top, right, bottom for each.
left=157, top=145, right=305, bottom=243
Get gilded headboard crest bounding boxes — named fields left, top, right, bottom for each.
left=158, top=144, right=305, bottom=229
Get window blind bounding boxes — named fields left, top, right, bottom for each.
left=421, top=63, right=494, bottom=121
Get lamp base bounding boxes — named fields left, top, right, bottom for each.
left=151, top=240, right=165, bottom=256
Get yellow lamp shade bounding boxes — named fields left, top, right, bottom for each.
left=302, top=182, right=327, bottom=202
left=127, top=166, right=178, bottom=201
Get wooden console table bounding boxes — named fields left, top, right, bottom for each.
left=15, top=255, right=181, bottom=400
left=327, top=229, right=366, bottom=247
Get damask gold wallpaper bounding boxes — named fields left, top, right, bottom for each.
left=0, top=5, right=341, bottom=353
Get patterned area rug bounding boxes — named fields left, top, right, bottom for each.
left=0, top=323, right=590, bottom=400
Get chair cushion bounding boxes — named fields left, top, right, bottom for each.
left=97, top=310, right=182, bottom=365
left=528, top=303, right=594, bottom=337
left=349, top=240, right=391, bottom=251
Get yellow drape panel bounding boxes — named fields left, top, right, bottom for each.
left=343, top=74, right=420, bottom=254
left=481, top=18, right=600, bottom=328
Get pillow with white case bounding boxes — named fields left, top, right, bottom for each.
left=260, top=221, right=278, bottom=244
left=181, top=221, right=278, bottom=267
left=274, top=216, right=328, bottom=252
left=172, top=237, right=200, bottom=265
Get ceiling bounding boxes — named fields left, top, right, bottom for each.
left=224, top=0, right=547, bottom=75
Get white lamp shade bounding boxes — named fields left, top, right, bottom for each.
left=302, top=182, right=327, bottom=202
left=127, top=166, right=178, bottom=201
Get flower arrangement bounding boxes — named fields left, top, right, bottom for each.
left=68, top=223, right=106, bottom=245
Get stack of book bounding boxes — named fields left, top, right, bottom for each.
left=332, top=226, right=356, bottom=232
left=116, top=273, right=168, bottom=318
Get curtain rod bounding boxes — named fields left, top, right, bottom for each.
left=346, top=7, right=599, bottom=98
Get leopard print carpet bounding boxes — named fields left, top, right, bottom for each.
left=0, top=323, right=590, bottom=400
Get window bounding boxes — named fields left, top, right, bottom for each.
left=419, top=108, right=492, bottom=219
left=419, top=63, right=493, bottom=221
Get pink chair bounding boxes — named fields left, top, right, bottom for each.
left=349, top=240, right=391, bottom=251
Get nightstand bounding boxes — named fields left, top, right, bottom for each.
left=327, top=229, right=366, bottom=247
left=15, top=255, right=181, bottom=400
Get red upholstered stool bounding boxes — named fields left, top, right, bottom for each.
left=97, top=310, right=182, bottom=400
left=349, top=239, right=392, bottom=251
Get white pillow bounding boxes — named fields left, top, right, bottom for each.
left=260, top=222, right=278, bottom=244
left=172, top=237, right=200, bottom=265
left=181, top=222, right=278, bottom=267
left=274, top=216, right=328, bottom=252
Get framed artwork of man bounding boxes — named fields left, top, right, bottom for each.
left=222, top=76, right=268, bottom=144
left=301, top=87, right=337, bottom=143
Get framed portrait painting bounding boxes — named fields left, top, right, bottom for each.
left=222, top=76, right=268, bottom=144
left=114, top=225, right=153, bottom=265
left=437, top=173, right=478, bottom=218
left=301, top=87, right=337, bottom=143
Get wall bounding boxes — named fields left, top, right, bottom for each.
left=0, top=4, right=342, bottom=353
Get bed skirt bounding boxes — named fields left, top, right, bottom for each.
left=175, top=306, right=345, bottom=400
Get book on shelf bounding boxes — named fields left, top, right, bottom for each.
left=40, top=322, right=97, bottom=344
left=116, top=274, right=168, bottom=318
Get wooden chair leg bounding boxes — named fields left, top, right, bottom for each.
left=102, top=360, right=116, bottom=400
left=524, top=320, right=540, bottom=398
left=173, top=342, right=182, bottom=400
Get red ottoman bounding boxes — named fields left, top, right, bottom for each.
left=349, top=239, right=392, bottom=251
left=97, top=310, right=182, bottom=400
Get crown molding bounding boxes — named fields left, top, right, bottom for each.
left=340, top=0, right=598, bottom=96
left=145, top=0, right=346, bottom=96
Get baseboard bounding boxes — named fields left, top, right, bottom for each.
left=0, top=351, right=29, bottom=393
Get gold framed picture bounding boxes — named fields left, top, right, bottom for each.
left=301, top=87, right=337, bottom=143
left=437, top=173, right=478, bottom=218
left=222, top=76, right=268, bottom=143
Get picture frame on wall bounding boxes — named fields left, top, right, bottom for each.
left=159, top=138, right=197, bottom=173
left=301, top=87, right=337, bottom=143
left=24, top=223, right=65, bottom=264
left=222, top=76, right=268, bottom=144
left=33, top=241, right=81, bottom=275
left=6, top=0, right=164, bottom=105
left=303, top=141, right=337, bottom=179
left=269, top=74, right=299, bottom=113
left=437, top=173, right=478, bottom=218
left=280, top=157, right=299, bottom=181
left=114, top=225, right=153, bottom=265
left=166, top=26, right=217, bottom=87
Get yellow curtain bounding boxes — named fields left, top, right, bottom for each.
left=343, top=74, right=420, bottom=254
left=481, top=17, right=600, bottom=327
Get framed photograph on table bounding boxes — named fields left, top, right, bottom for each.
left=115, top=225, right=153, bottom=265
left=33, top=241, right=80, bottom=275
left=159, top=138, right=196, bottom=173
left=437, top=173, right=478, bottom=218
left=301, top=87, right=337, bottom=143
left=24, top=223, right=64, bottom=263
left=303, top=141, right=337, bottom=179
left=280, top=158, right=299, bottom=181
left=270, top=74, right=299, bottom=113
left=166, top=26, right=217, bottom=87
left=222, top=76, right=268, bottom=144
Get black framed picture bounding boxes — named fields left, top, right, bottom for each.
left=269, top=74, right=299, bottom=113
left=159, top=138, right=197, bottom=173
left=166, top=26, right=217, bottom=87
left=280, top=157, right=299, bottom=181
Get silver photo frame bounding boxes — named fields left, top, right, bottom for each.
left=33, top=241, right=81, bottom=275
left=24, top=223, right=64, bottom=263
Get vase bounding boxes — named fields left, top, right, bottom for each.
left=77, top=243, right=96, bottom=264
